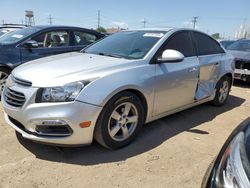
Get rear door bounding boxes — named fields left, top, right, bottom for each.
left=20, top=29, right=73, bottom=63
left=153, top=31, right=199, bottom=115
left=70, top=30, right=102, bottom=51
left=191, top=31, right=226, bottom=100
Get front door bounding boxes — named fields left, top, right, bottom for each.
left=20, top=30, right=73, bottom=63
left=153, top=31, right=199, bottom=116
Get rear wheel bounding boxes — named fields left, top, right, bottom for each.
left=0, top=67, right=11, bottom=95
left=94, top=91, right=145, bottom=149
left=211, top=76, right=231, bottom=106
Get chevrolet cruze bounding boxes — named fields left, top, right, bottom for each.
left=2, top=28, right=234, bottom=149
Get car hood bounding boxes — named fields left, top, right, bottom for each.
left=227, top=50, right=250, bottom=61
left=12, top=52, right=136, bottom=87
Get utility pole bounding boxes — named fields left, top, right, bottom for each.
left=192, top=16, right=198, bottom=29
left=48, top=15, right=54, bottom=25
left=2, top=19, right=4, bottom=25
left=142, top=18, right=147, bottom=28
left=97, top=10, right=100, bottom=28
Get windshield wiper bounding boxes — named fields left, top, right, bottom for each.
left=98, top=52, right=124, bottom=59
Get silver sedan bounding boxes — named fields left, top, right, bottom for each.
left=2, top=28, right=234, bottom=149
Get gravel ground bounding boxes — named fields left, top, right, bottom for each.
left=0, top=81, right=249, bottom=188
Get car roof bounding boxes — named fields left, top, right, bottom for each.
left=125, top=28, right=210, bottom=34
left=29, top=25, right=97, bottom=31
left=237, top=38, right=250, bottom=41
left=129, top=27, right=174, bottom=32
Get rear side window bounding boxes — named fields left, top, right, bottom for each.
left=163, top=31, right=195, bottom=57
left=193, top=32, right=224, bottom=55
left=73, top=31, right=97, bottom=46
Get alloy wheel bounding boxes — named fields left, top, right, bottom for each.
left=108, top=102, right=138, bottom=142
left=218, top=80, right=229, bottom=103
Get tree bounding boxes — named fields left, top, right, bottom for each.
left=96, top=26, right=106, bottom=33
left=211, top=33, right=220, bottom=39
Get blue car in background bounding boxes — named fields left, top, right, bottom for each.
left=0, top=25, right=105, bottom=92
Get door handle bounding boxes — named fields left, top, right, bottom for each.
left=189, top=67, right=198, bottom=72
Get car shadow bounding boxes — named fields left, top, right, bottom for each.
left=233, top=80, right=250, bottom=88
left=16, top=94, right=245, bottom=166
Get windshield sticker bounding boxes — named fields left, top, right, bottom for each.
left=11, top=34, right=23, bottom=39
left=143, top=33, right=164, bottom=38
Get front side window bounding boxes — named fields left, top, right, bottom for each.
left=73, top=31, right=97, bottom=46
left=30, top=30, right=69, bottom=48
left=227, top=40, right=250, bottom=52
left=0, top=27, right=40, bottom=44
left=193, top=32, right=224, bottom=55
left=163, top=31, right=195, bottom=57
left=84, top=31, right=166, bottom=59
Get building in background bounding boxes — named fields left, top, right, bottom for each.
left=106, top=27, right=121, bottom=34
left=235, top=24, right=250, bottom=39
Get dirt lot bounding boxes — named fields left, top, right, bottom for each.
left=0, top=81, right=249, bottom=188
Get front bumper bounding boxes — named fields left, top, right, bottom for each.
left=2, top=86, right=103, bottom=146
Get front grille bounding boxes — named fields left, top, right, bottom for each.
left=4, top=87, right=26, bottom=107
left=235, top=60, right=250, bottom=70
left=12, top=76, right=32, bottom=87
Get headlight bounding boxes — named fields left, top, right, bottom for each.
left=213, top=132, right=250, bottom=188
left=36, top=81, right=87, bottom=102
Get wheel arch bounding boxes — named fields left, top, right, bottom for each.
left=217, top=72, right=233, bottom=88
left=0, top=64, right=13, bottom=72
left=102, top=88, right=149, bottom=123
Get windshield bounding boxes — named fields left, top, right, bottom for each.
left=220, top=41, right=235, bottom=49
left=0, top=29, right=10, bottom=37
left=227, top=40, right=250, bottom=52
left=84, top=31, right=166, bottom=59
left=0, top=27, right=40, bottom=44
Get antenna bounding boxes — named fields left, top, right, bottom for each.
left=192, top=17, right=198, bottom=29
left=97, top=10, right=100, bottom=28
left=48, top=15, right=54, bottom=25
left=142, top=18, right=147, bottom=28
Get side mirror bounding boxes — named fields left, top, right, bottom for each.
left=23, top=40, right=39, bottom=49
left=157, top=49, right=184, bottom=63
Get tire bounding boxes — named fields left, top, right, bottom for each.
left=0, top=67, right=11, bottom=95
left=211, top=76, right=231, bottom=106
left=94, top=91, right=145, bottom=149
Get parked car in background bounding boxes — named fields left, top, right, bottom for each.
left=202, top=118, right=250, bottom=188
left=0, top=25, right=105, bottom=93
left=219, top=40, right=236, bottom=49
left=227, top=39, right=250, bottom=82
left=0, top=24, right=26, bottom=38
left=2, top=28, right=234, bottom=149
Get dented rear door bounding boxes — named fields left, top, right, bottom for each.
left=196, top=54, right=222, bottom=100
left=191, top=31, right=226, bottom=101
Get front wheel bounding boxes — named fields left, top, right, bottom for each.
left=211, top=76, right=231, bottom=106
left=94, top=91, right=145, bottom=149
